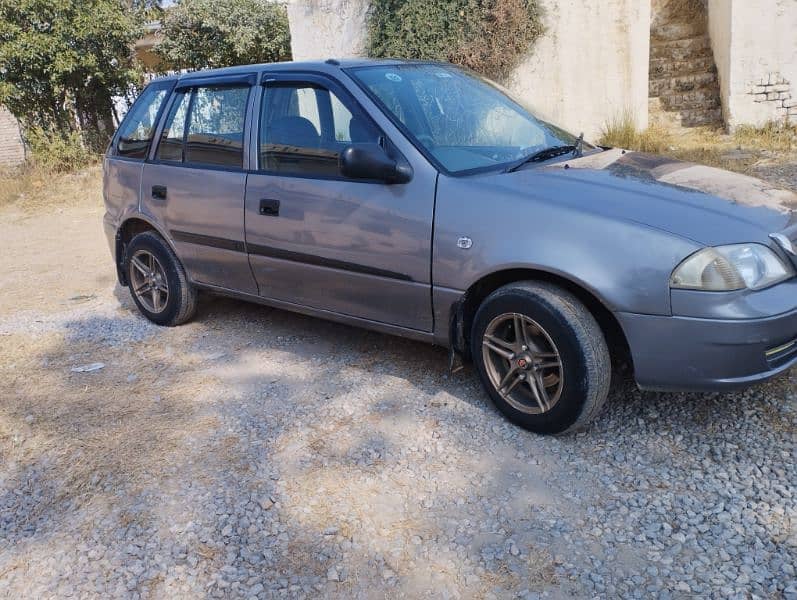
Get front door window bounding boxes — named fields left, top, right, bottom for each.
left=259, top=83, right=381, bottom=177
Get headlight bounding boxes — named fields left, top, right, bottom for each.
left=670, top=243, right=795, bottom=291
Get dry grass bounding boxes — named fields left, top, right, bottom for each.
left=0, top=163, right=102, bottom=209
left=599, top=114, right=797, bottom=182
left=599, top=112, right=674, bottom=154
left=734, top=121, right=797, bottom=153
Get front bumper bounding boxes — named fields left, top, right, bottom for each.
left=618, top=307, right=797, bottom=391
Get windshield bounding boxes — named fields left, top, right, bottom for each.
left=348, top=63, right=594, bottom=174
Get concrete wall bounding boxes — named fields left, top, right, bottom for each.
left=0, top=107, right=25, bottom=167
left=287, top=0, right=650, bottom=141
left=707, top=0, right=732, bottom=124
left=506, top=0, right=650, bottom=140
left=708, top=0, right=797, bottom=129
left=287, top=0, right=370, bottom=61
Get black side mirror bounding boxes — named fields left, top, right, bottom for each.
left=339, top=144, right=413, bottom=184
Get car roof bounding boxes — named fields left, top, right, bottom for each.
left=147, top=58, right=446, bottom=84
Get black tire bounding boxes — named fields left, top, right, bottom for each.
left=124, top=231, right=197, bottom=326
left=470, top=281, right=610, bottom=435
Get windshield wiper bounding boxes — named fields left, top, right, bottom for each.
left=504, top=145, right=576, bottom=173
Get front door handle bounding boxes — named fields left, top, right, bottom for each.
left=259, top=198, right=280, bottom=217
left=152, top=185, right=167, bottom=201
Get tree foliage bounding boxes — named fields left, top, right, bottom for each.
left=367, top=0, right=544, bottom=81
left=155, top=0, right=292, bottom=72
left=0, top=0, right=143, bottom=153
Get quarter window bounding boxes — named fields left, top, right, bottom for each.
left=259, top=82, right=381, bottom=177
left=115, top=82, right=171, bottom=159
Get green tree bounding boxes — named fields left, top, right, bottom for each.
left=155, top=0, right=291, bottom=71
left=0, top=0, right=144, bottom=153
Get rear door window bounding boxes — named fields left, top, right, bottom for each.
left=156, top=90, right=190, bottom=163
left=114, top=81, right=173, bottom=159
left=154, top=84, right=251, bottom=169
left=186, top=86, right=250, bottom=168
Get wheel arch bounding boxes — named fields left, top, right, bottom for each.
left=115, top=215, right=175, bottom=285
left=453, top=268, right=632, bottom=371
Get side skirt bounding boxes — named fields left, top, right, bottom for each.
left=193, top=281, right=437, bottom=345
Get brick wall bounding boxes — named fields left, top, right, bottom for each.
left=0, top=106, right=25, bottom=167
left=748, top=73, right=797, bottom=120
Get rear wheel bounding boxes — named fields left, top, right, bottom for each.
left=471, top=281, right=610, bottom=434
left=124, top=231, right=197, bottom=326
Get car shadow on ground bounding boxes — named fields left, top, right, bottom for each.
left=107, top=282, right=795, bottom=444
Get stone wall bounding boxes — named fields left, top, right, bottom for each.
left=0, top=106, right=25, bottom=167
left=286, top=0, right=650, bottom=141
left=708, top=0, right=797, bottom=129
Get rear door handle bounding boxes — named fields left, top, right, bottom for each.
left=152, top=185, right=167, bottom=201
left=259, top=198, right=280, bottom=216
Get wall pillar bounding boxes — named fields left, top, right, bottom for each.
left=708, top=0, right=797, bottom=130
left=287, top=0, right=370, bottom=61
left=505, top=0, right=651, bottom=140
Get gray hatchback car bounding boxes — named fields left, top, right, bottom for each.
left=104, top=59, right=797, bottom=434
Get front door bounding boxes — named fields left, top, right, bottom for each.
left=244, top=74, right=436, bottom=331
left=141, top=76, right=257, bottom=295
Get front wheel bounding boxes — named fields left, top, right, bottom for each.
left=124, top=231, right=197, bottom=326
left=470, top=282, right=611, bottom=434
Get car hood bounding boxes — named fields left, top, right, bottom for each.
left=489, top=148, right=797, bottom=248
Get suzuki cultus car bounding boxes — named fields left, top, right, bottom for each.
left=104, top=59, right=797, bottom=434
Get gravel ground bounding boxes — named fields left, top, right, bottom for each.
left=1, top=183, right=796, bottom=599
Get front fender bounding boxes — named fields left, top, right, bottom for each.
left=433, top=174, right=700, bottom=316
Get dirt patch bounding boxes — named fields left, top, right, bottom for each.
left=0, top=167, right=111, bottom=318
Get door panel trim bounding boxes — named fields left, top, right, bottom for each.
left=170, top=230, right=246, bottom=252
left=246, top=242, right=413, bottom=282
left=170, top=229, right=414, bottom=282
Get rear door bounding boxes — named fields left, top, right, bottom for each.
left=244, top=72, right=437, bottom=331
left=141, top=74, right=258, bottom=294
left=105, top=79, right=173, bottom=227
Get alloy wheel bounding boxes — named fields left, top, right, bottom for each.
left=129, top=249, right=169, bottom=314
left=481, top=312, right=564, bottom=414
